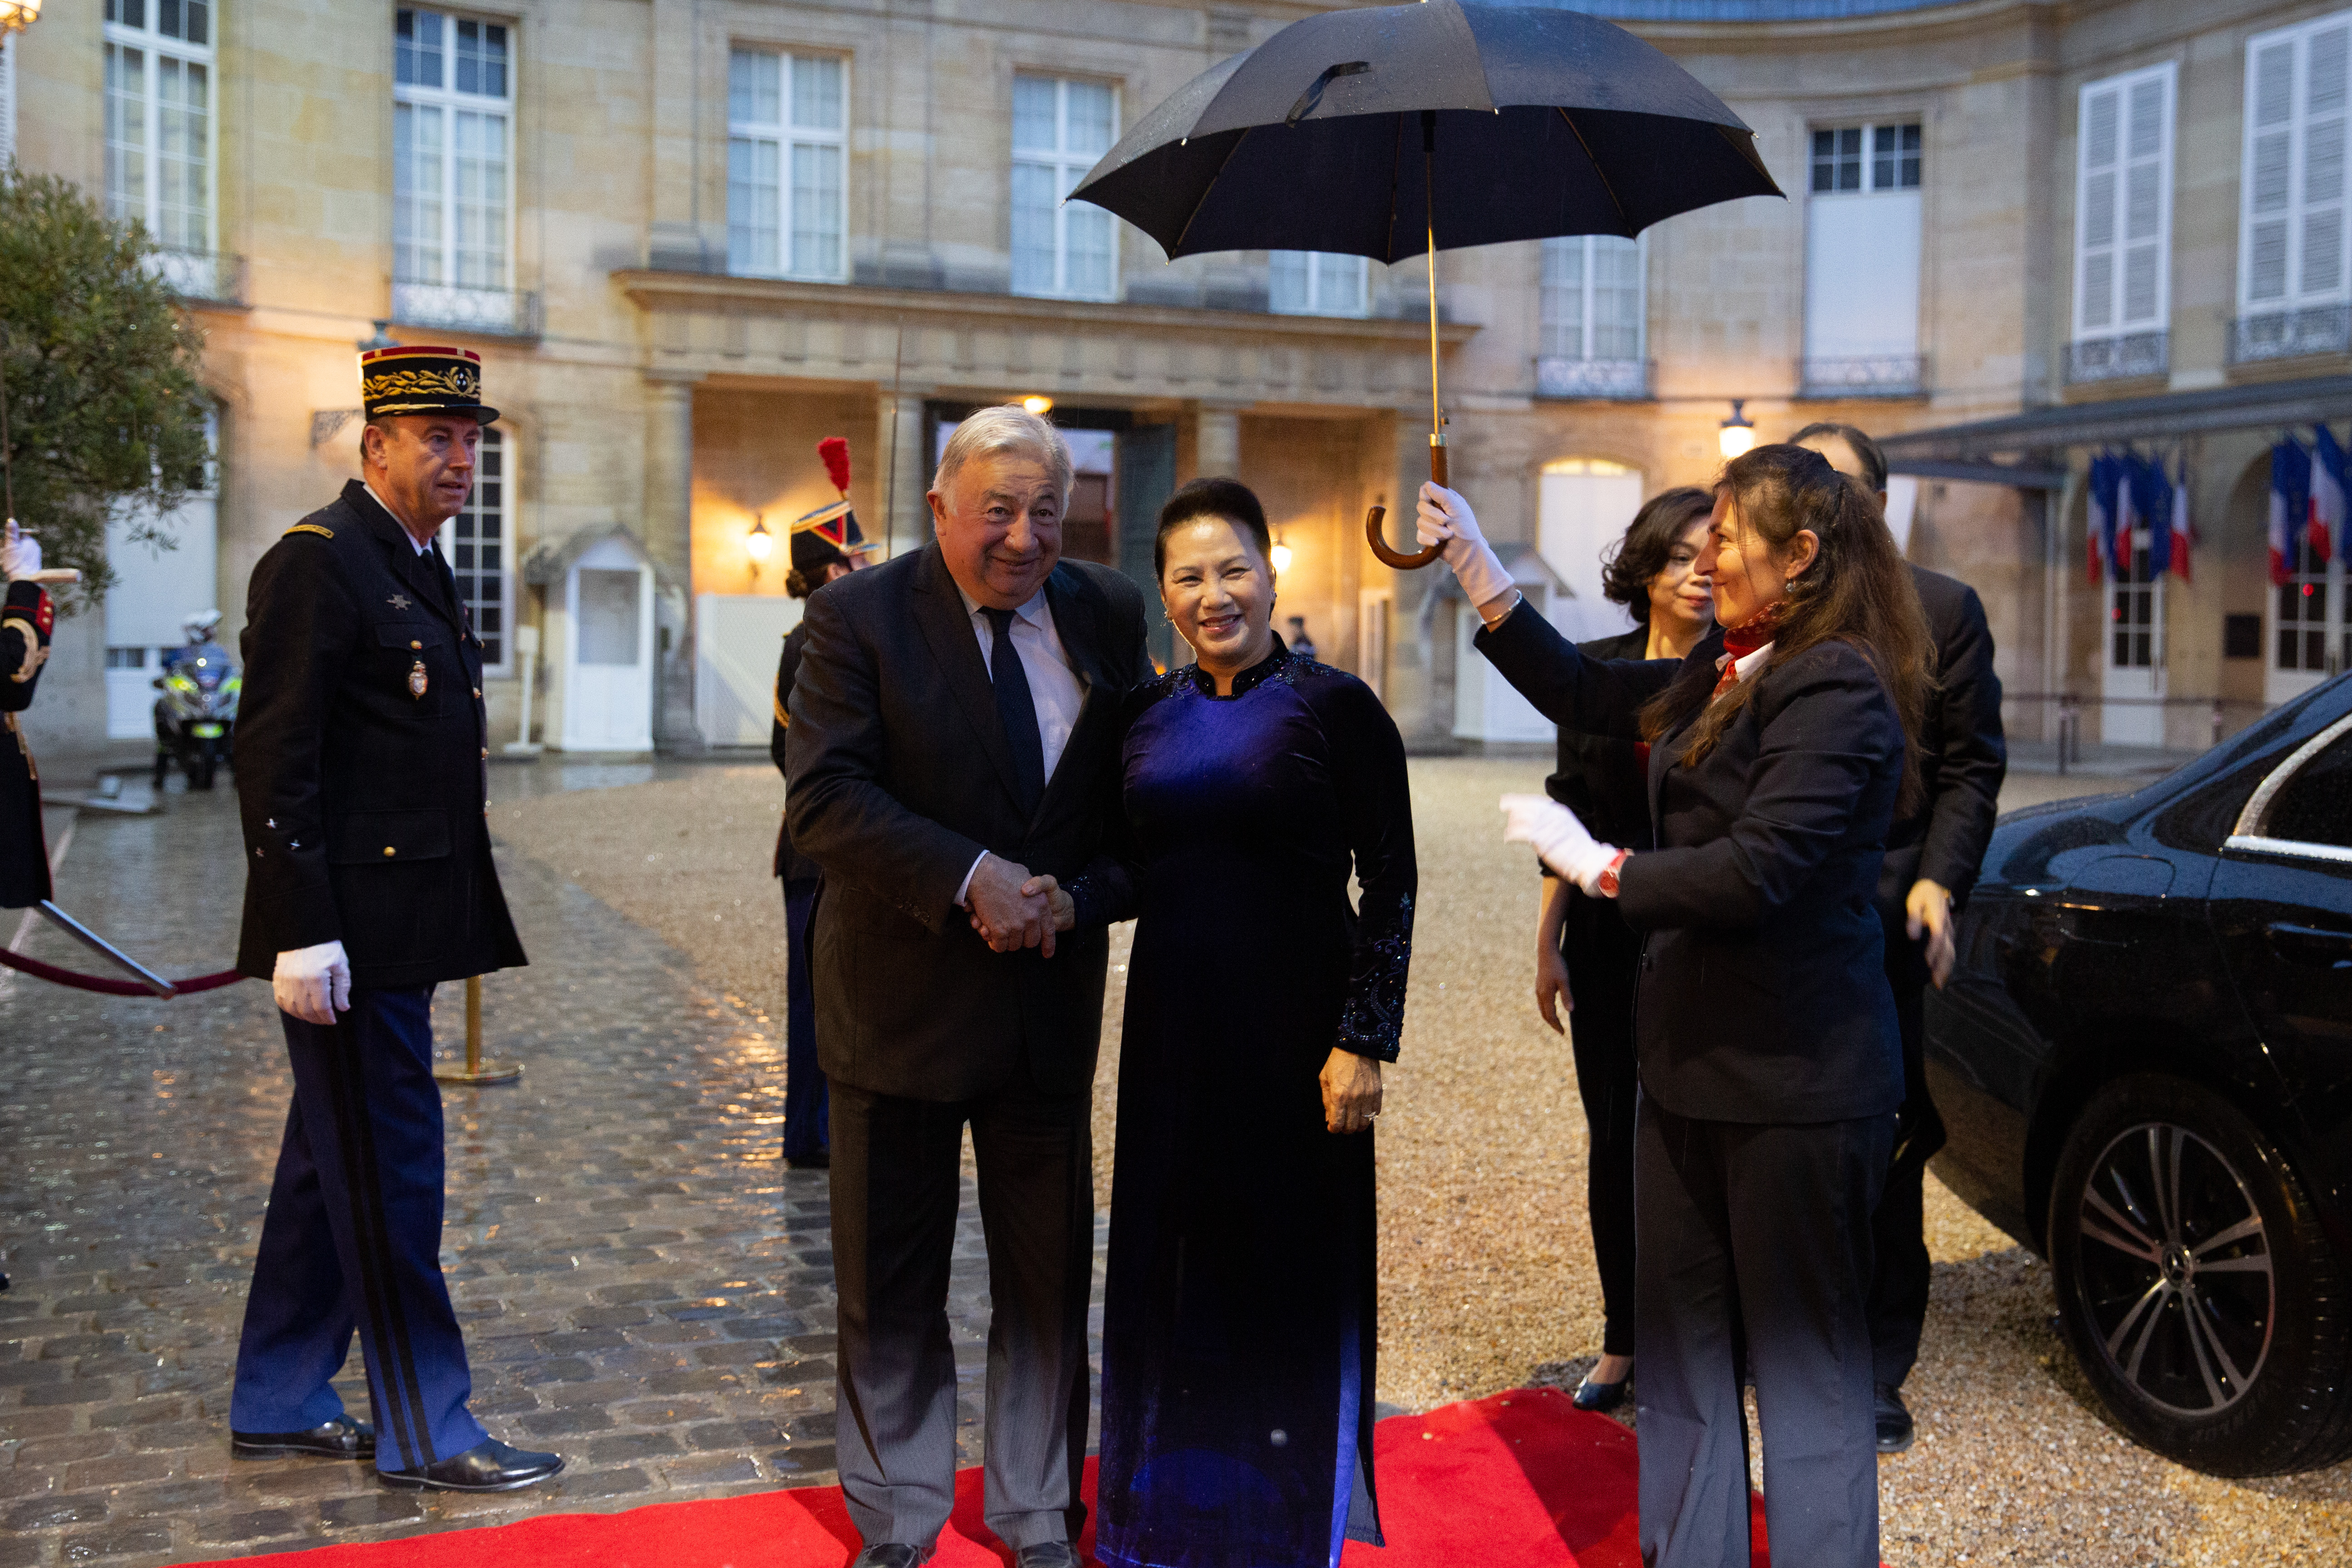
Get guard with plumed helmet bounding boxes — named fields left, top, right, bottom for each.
left=225, top=344, right=563, bottom=1493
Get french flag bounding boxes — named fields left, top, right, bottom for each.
left=2312, top=424, right=2346, bottom=564
left=2169, top=452, right=2194, bottom=583
left=2114, top=451, right=2142, bottom=576
left=2271, top=439, right=2312, bottom=587
left=2087, top=452, right=2114, bottom=584
left=2139, top=453, right=2173, bottom=579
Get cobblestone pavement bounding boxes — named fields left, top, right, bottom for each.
left=0, top=781, right=1097, bottom=1565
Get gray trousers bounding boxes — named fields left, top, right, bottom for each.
left=1635, top=1096, right=1893, bottom=1568
left=828, top=1077, right=1094, bottom=1553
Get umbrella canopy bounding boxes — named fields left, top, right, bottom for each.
left=1068, top=0, right=1782, bottom=264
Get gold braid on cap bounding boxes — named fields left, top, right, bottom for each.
left=362, top=364, right=481, bottom=402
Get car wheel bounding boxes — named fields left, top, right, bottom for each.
left=2048, top=1073, right=2352, bottom=1475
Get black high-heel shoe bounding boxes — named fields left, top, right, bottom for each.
left=1572, top=1375, right=1629, bottom=1412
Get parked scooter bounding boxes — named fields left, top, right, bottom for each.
left=154, top=611, right=240, bottom=791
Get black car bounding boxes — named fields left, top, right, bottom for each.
left=1926, top=675, right=2352, bottom=1477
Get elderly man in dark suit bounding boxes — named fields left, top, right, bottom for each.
left=785, top=404, right=1152, bottom=1568
left=1792, top=422, right=2008, bottom=1454
left=227, top=346, right=562, bottom=1493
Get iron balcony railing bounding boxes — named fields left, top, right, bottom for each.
left=2230, top=304, right=2352, bottom=364
left=2065, top=331, right=2168, bottom=384
left=1533, top=357, right=1653, bottom=401
left=391, top=279, right=544, bottom=340
left=145, top=248, right=246, bottom=306
left=1798, top=354, right=1927, bottom=398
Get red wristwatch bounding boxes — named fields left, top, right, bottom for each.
left=1595, top=850, right=1629, bottom=899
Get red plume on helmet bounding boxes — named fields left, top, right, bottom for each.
left=819, top=437, right=852, bottom=497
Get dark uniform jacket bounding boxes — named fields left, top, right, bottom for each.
left=770, top=618, right=817, bottom=884
left=233, top=480, right=526, bottom=989
left=0, top=581, right=55, bottom=909
left=784, top=542, right=1152, bottom=1102
left=1879, top=565, right=2006, bottom=918
left=1479, top=605, right=1906, bottom=1125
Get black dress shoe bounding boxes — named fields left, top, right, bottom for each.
left=1571, top=1376, right=1628, bottom=1413
left=231, top=1415, right=376, bottom=1460
left=784, top=1146, right=831, bottom=1170
left=1014, top=1545, right=1079, bottom=1568
left=849, top=1548, right=929, bottom=1568
left=1874, top=1381, right=1915, bottom=1454
left=378, top=1437, right=565, bottom=1492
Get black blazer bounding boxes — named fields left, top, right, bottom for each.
left=784, top=542, right=1153, bottom=1102
left=770, top=617, right=818, bottom=884
left=233, top=481, right=525, bottom=988
left=0, top=581, right=55, bottom=910
left=1881, top=565, right=2006, bottom=915
left=1544, top=624, right=1658, bottom=851
left=1477, top=605, right=1905, bottom=1125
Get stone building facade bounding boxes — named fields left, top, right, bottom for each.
left=6, top=0, right=2349, bottom=757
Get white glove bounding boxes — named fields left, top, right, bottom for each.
left=1414, top=483, right=1516, bottom=610
left=3, top=521, right=41, bottom=581
left=273, top=940, right=352, bottom=1026
left=1502, top=794, right=1621, bottom=895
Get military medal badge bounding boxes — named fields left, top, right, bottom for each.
left=409, top=658, right=429, bottom=699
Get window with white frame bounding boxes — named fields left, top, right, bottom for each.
left=1012, top=74, right=1117, bottom=301
left=1269, top=251, right=1369, bottom=317
left=394, top=9, right=516, bottom=330
left=437, top=426, right=512, bottom=674
left=727, top=49, right=847, bottom=281
left=2072, top=64, right=2175, bottom=380
left=1536, top=235, right=1646, bottom=398
left=104, top=0, right=216, bottom=277
left=1802, top=123, right=1924, bottom=395
left=2239, top=12, right=2352, bottom=359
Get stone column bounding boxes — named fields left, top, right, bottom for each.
left=873, top=387, right=933, bottom=559
left=1190, top=402, right=1244, bottom=481
left=644, top=370, right=703, bottom=749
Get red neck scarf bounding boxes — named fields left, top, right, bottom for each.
left=1711, top=601, right=1786, bottom=699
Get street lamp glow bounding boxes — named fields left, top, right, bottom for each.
left=746, top=515, right=774, bottom=564
left=0, top=2, right=43, bottom=37
left=1270, top=540, right=1294, bottom=574
left=1717, top=398, right=1756, bottom=460
left=1021, top=394, right=1054, bottom=417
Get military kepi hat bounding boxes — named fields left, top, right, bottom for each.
left=360, top=344, right=500, bottom=424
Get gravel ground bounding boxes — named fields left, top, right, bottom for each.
left=493, top=756, right=2351, bottom=1566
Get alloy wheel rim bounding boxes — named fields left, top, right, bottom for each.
left=2074, top=1121, right=2275, bottom=1417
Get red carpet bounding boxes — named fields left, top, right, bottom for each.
left=185, top=1388, right=1781, bottom=1567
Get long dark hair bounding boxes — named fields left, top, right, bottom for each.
left=1637, top=443, right=1933, bottom=812
left=1600, top=486, right=1714, bottom=623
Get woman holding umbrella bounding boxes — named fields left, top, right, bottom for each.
left=1418, top=449, right=1930, bottom=1568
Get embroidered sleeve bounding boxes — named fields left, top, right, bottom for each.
left=1318, top=671, right=1417, bottom=1062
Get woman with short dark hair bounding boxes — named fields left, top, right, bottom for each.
left=1417, top=445, right=1930, bottom=1568
left=1534, top=485, right=1714, bottom=1412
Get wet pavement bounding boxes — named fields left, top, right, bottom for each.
left=0, top=779, right=1092, bottom=1565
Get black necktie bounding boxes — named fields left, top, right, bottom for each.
left=984, top=607, right=1046, bottom=814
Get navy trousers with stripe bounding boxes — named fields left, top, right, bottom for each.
left=229, top=985, right=486, bottom=1470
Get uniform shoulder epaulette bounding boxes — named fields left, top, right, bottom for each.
left=284, top=523, right=336, bottom=540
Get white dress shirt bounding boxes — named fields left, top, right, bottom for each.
left=1712, top=639, right=1774, bottom=700
left=953, top=582, right=1089, bottom=905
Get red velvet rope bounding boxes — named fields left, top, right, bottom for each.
left=0, top=945, right=248, bottom=997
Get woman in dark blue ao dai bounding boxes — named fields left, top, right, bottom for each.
left=1059, top=477, right=1415, bottom=1568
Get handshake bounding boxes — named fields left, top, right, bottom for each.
left=964, top=852, right=1077, bottom=957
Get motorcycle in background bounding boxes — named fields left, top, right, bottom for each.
left=154, top=612, right=239, bottom=791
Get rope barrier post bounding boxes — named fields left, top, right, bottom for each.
left=435, top=975, right=522, bottom=1086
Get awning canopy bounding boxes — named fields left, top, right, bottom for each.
left=1877, top=373, right=2352, bottom=489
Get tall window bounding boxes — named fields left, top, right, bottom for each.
left=1802, top=123, right=1924, bottom=396
left=438, top=427, right=511, bottom=675
left=2276, top=531, right=2337, bottom=677
left=1537, top=235, right=1645, bottom=397
left=2110, top=533, right=2162, bottom=671
left=104, top=0, right=215, bottom=286
left=1269, top=252, right=1369, bottom=317
left=2071, top=64, right=2175, bottom=381
left=394, top=9, right=516, bottom=330
left=727, top=50, right=847, bottom=281
left=1012, top=75, right=1117, bottom=301
left=2239, top=12, right=2352, bottom=360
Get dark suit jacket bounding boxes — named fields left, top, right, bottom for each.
left=1544, top=624, right=1657, bottom=851
left=771, top=617, right=818, bottom=884
left=0, top=581, right=55, bottom=909
left=784, top=542, right=1153, bottom=1102
left=1478, top=605, right=1905, bottom=1125
left=1880, top=565, right=2006, bottom=916
left=233, top=481, right=526, bottom=988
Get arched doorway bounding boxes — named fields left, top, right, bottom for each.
left=1537, top=457, right=1643, bottom=643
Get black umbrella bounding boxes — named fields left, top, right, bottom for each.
left=1070, top=0, right=1781, bottom=566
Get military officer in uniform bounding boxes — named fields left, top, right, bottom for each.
left=0, top=521, right=66, bottom=915
left=226, top=345, right=564, bottom=1492
left=770, top=446, right=875, bottom=1169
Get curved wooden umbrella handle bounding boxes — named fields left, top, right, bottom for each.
left=1366, top=506, right=1442, bottom=571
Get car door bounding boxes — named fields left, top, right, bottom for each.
left=2209, top=713, right=2352, bottom=1222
